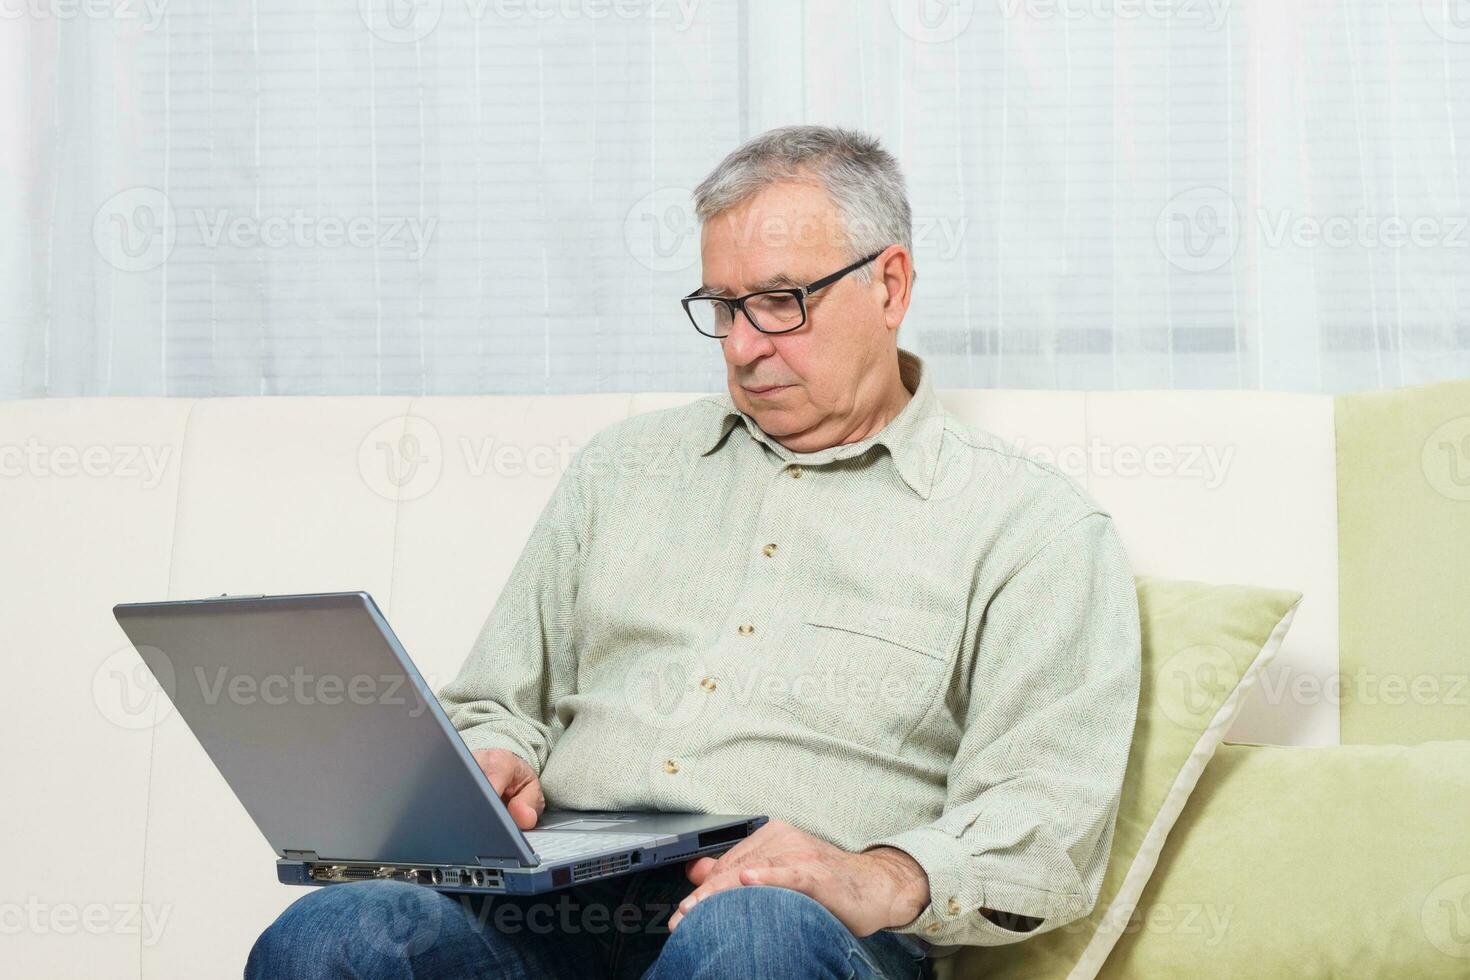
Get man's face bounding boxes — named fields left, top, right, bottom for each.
left=697, top=179, right=900, bottom=443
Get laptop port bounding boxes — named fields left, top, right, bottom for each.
left=342, top=866, right=382, bottom=880
left=696, top=825, right=746, bottom=849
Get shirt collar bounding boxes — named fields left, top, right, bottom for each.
left=698, top=348, right=948, bottom=500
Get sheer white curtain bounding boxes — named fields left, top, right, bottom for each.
left=2, top=0, right=1467, bottom=397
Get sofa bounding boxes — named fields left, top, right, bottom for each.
left=3, top=375, right=1466, bottom=978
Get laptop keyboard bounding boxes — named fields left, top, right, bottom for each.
left=524, top=831, right=659, bottom=862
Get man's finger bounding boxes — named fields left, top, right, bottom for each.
left=668, top=870, right=749, bottom=930
left=739, top=864, right=808, bottom=893
left=505, top=781, right=543, bottom=830
left=684, top=855, right=719, bottom=885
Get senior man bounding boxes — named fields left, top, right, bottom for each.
left=247, top=125, right=1141, bottom=980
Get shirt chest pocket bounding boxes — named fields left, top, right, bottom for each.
left=772, top=596, right=963, bottom=752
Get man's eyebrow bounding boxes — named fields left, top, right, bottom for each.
left=695, top=272, right=802, bottom=296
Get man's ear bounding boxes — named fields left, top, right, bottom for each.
left=878, top=246, right=914, bottom=330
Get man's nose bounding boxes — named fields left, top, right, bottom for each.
left=721, top=305, right=773, bottom=364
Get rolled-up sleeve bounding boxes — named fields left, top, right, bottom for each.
left=866, top=511, right=1141, bottom=947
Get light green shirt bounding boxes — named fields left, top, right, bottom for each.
left=440, top=348, right=1141, bottom=950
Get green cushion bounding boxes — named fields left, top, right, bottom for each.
left=938, top=576, right=1302, bottom=980
left=1336, top=376, right=1470, bottom=744
left=1097, top=739, right=1470, bottom=977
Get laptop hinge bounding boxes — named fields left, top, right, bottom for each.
left=282, top=849, right=320, bottom=861
left=477, top=854, right=539, bottom=869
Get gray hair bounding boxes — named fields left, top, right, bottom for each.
left=692, top=125, right=912, bottom=283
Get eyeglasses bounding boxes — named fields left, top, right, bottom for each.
left=681, top=248, right=888, bottom=338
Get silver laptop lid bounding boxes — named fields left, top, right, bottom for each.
left=113, top=592, right=539, bottom=870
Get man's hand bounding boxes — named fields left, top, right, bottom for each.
left=666, top=819, right=930, bottom=937
left=471, top=748, right=544, bottom=830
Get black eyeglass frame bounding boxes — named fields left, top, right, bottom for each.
left=681, top=247, right=890, bottom=338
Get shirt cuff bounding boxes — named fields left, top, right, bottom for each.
left=455, top=725, right=543, bottom=775
left=865, top=825, right=1087, bottom=947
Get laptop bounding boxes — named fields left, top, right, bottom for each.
left=112, top=591, right=766, bottom=895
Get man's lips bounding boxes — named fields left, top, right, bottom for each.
left=742, top=383, right=792, bottom=396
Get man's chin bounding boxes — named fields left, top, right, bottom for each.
left=738, top=400, right=802, bottom=426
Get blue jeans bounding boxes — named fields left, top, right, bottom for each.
left=246, top=863, right=932, bottom=979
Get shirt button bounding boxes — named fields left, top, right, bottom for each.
left=762, top=543, right=778, bottom=557
left=699, top=677, right=717, bottom=692
left=663, top=759, right=680, bottom=774
left=924, top=922, right=942, bottom=936
left=738, top=623, right=755, bottom=636
left=788, top=464, right=802, bottom=479
left=947, top=897, right=962, bottom=915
